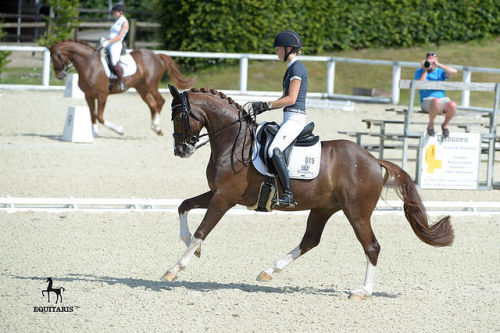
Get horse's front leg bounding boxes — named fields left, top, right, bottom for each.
left=97, top=95, right=124, bottom=135
left=84, top=95, right=99, bottom=137
left=178, top=191, right=213, bottom=258
left=162, top=192, right=234, bottom=281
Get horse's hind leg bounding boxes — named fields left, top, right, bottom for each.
left=257, top=207, right=337, bottom=281
left=178, top=191, right=213, bottom=257
left=343, top=203, right=380, bottom=300
left=137, top=85, right=164, bottom=135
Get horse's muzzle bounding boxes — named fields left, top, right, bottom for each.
left=174, top=143, right=195, bottom=158
left=55, top=72, right=66, bottom=80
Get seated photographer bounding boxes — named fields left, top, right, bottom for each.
left=414, top=52, right=457, bottom=137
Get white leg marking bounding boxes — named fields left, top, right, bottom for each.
left=168, top=237, right=203, bottom=275
left=104, top=120, right=124, bottom=135
left=350, top=255, right=376, bottom=297
left=179, top=212, right=191, bottom=247
left=92, top=124, right=99, bottom=137
left=263, top=246, right=301, bottom=276
left=151, top=113, right=161, bottom=132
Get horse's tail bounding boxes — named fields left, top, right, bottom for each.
left=378, top=159, right=454, bottom=247
left=158, top=54, right=196, bottom=89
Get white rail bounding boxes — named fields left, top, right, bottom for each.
left=1, top=196, right=500, bottom=216
left=1, top=45, right=500, bottom=104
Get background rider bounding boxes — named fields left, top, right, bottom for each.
left=101, top=3, right=129, bottom=91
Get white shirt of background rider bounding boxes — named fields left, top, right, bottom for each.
left=108, top=16, right=128, bottom=42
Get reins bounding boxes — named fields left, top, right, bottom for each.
left=171, top=91, right=257, bottom=172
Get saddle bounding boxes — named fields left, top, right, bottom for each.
left=256, top=121, right=319, bottom=171
left=99, top=43, right=137, bottom=81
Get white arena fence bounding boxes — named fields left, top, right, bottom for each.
left=1, top=196, right=500, bottom=216
left=1, top=45, right=500, bottom=105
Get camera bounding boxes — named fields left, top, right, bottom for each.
left=424, top=60, right=431, bottom=68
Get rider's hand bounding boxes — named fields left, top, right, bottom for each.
left=100, top=38, right=110, bottom=48
left=252, top=101, right=269, bottom=114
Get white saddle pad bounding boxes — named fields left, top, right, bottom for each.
left=252, top=122, right=322, bottom=180
left=100, top=49, right=137, bottom=78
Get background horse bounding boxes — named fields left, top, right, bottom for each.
left=162, top=86, right=454, bottom=300
left=48, top=39, right=196, bottom=136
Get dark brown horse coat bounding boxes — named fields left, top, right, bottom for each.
left=164, top=86, right=454, bottom=298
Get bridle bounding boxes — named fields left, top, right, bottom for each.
left=52, top=49, right=73, bottom=77
left=171, top=91, right=257, bottom=171
left=51, top=43, right=100, bottom=78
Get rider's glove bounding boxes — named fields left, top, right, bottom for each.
left=100, top=38, right=110, bottom=48
left=252, top=101, right=270, bottom=115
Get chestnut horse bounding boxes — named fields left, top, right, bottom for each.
left=48, top=40, right=195, bottom=136
left=163, top=85, right=454, bottom=300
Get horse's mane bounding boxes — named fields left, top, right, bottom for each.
left=53, top=39, right=96, bottom=50
left=189, top=88, right=244, bottom=112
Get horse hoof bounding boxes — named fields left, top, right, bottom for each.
left=157, top=129, right=164, bottom=136
left=194, top=245, right=201, bottom=258
left=256, top=271, right=272, bottom=282
left=349, top=292, right=371, bottom=301
left=161, top=271, right=177, bottom=282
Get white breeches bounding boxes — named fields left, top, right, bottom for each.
left=268, top=112, right=307, bottom=157
left=106, top=42, right=122, bottom=65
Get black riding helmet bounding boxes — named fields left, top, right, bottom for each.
left=273, top=30, right=302, bottom=62
left=111, top=3, right=126, bottom=13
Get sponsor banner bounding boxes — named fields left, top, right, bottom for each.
left=418, top=132, right=481, bottom=189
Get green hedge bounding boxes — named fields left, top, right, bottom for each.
left=157, top=0, right=499, bottom=68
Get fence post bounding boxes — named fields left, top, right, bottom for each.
left=461, top=68, right=471, bottom=107
left=392, top=62, right=401, bottom=104
left=326, top=59, right=335, bottom=96
left=239, top=55, right=248, bottom=93
left=128, top=19, right=136, bottom=49
left=42, top=48, right=51, bottom=87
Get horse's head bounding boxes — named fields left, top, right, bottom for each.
left=48, top=44, right=70, bottom=80
left=169, top=85, right=205, bottom=158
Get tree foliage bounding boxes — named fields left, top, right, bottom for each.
left=156, top=0, right=500, bottom=69
left=38, top=0, right=80, bottom=46
left=0, top=22, right=11, bottom=77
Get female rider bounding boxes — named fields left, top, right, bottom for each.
left=252, top=30, right=308, bottom=208
left=100, top=3, right=129, bottom=91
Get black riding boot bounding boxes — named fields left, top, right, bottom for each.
left=271, top=148, right=296, bottom=208
left=114, top=63, right=125, bottom=91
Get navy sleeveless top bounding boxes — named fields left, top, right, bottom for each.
left=282, top=59, right=308, bottom=112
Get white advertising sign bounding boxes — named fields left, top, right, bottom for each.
left=418, top=132, right=481, bottom=189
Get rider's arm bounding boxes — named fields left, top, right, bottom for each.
left=267, top=79, right=301, bottom=109
left=108, top=20, right=129, bottom=43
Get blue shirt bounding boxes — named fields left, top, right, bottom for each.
left=414, top=67, right=447, bottom=103
left=283, top=58, right=308, bottom=112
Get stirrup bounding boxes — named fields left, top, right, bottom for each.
left=274, top=191, right=296, bottom=208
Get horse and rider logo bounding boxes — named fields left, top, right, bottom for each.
left=42, top=277, right=65, bottom=304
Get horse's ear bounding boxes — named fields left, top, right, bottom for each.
left=169, top=84, right=180, bottom=101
